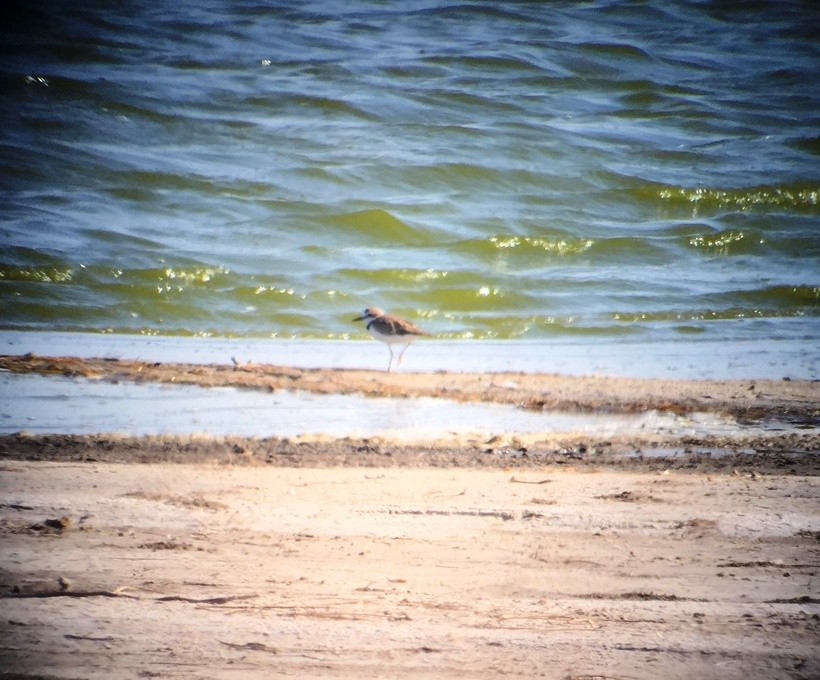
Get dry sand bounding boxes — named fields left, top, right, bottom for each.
left=0, top=355, right=818, bottom=679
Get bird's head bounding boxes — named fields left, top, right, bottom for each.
left=353, top=307, right=385, bottom=322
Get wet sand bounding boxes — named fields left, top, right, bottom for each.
left=2, top=353, right=818, bottom=420
left=0, top=354, right=818, bottom=678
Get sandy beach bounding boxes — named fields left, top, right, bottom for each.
left=1, top=355, right=818, bottom=679
left=2, top=0, right=818, bottom=676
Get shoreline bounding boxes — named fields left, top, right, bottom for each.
left=2, top=330, right=818, bottom=381
left=2, top=353, right=817, bottom=418
left=0, top=353, right=817, bottom=473
left=1, top=432, right=817, bottom=476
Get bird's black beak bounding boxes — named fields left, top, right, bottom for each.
left=353, top=314, right=365, bottom=321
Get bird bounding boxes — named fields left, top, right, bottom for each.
left=353, top=307, right=430, bottom=372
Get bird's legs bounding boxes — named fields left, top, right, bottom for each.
left=387, top=345, right=395, bottom=372
left=396, top=343, right=411, bottom=366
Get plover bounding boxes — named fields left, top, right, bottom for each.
left=353, top=307, right=430, bottom=372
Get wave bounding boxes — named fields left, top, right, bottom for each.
left=634, top=182, right=819, bottom=213
left=318, top=209, right=436, bottom=245
left=722, top=285, right=819, bottom=309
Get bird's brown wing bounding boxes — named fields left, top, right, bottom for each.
left=385, top=317, right=429, bottom=336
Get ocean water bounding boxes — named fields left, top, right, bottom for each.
left=1, top=1, right=818, bottom=350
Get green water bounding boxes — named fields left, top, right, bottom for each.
left=0, top=1, right=817, bottom=346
